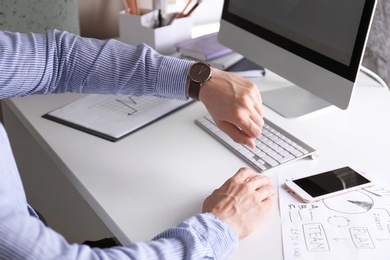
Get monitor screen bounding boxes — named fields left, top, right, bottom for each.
left=219, top=0, right=376, bottom=117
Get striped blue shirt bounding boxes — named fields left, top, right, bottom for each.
left=0, top=30, right=238, bottom=259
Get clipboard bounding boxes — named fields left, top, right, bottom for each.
left=43, top=94, right=193, bottom=142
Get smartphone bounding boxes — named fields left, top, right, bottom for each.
left=284, top=166, right=375, bottom=203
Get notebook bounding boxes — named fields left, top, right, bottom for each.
left=175, top=32, right=233, bottom=61
left=43, top=94, right=193, bottom=142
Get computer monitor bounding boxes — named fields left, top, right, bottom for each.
left=218, top=0, right=376, bottom=118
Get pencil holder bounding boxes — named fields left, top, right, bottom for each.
left=119, top=10, right=193, bottom=54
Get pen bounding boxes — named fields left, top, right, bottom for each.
left=157, top=9, right=163, bottom=27
left=128, top=0, right=140, bottom=15
left=184, top=0, right=201, bottom=17
left=176, top=0, right=192, bottom=19
left=122, top=0, right=130, bottom=13
left=166, top=12, right=179, bottom=26
left=128, top=0, right=136, bottom=15
left=134, top=0, right=139, bottom=15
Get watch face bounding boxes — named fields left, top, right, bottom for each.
left=189, top=62, right=212, bottom=83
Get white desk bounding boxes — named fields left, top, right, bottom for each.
left=3, top=70, right=390, bottom=259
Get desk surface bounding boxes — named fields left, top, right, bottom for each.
left=4, top=70, right=390, bottom=259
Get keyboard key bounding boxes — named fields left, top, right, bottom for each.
left=262, top=156, right=279, bottom=167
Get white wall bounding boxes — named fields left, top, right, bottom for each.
left=0, top=0, right=223, bottom=39
left=0, top=0, right=79, bottom=34
left=165, top=0, right=224, bottom=25
left=78, top=0, right=223, bottom=39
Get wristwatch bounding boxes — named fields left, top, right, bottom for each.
left=188, top=62, right=212, bottom=101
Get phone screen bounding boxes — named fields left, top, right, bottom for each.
left=293, top=167, right=371, bottom=197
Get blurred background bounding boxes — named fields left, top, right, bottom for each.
left=0, top=0, right=223, bottom=39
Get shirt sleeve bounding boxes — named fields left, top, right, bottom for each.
left=0, top=30, right=193, bottom=100
left=0, top=30, right=240, bottom=259
left=0, top=123, right=238, bottom=259
left=0, top=196, right=238, bottom=259
left=149, top=213, right=239, bottom=259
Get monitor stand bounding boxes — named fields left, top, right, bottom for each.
left=261, top=85, right=331, bottom=118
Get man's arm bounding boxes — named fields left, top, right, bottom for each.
left=0, top=30, right=273, bottom=258
left=0, top=124, right=265, bottom=260
left=0, top=30, right=192, bottom=99
left=0, top=30, right=264, bottom=146
left=0, top=206, right=237, bottom=259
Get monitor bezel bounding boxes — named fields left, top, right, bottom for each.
left=221, top=0, right=376, bottom=82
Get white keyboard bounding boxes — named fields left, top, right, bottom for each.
left=195, top=115, right=318, bottom=172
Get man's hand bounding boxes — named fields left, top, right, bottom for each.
left=202, top=167, right=275, bottom=240
left=199, top=69, right=265, bottom=149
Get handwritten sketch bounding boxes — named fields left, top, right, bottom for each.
left=278, top=172, right=390, bottom=260
left=91, top=96, right=138, bottom=116
left=323, top=191, right=374, bottom=214
left=89, top=95, right=167, bottom=117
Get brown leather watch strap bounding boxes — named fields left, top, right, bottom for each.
left=188, top=80, right=201, bottom=101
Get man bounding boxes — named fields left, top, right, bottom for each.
left=0, top=30, right=275, bottom=259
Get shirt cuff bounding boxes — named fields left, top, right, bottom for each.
left=192, top=213, right=239, bottom=259
left=155, top=55, right=193, bottom=100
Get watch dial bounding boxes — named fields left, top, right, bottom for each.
left=190, top=63, right=211, bottom=82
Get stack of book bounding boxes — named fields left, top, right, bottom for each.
left=175, top=32, right=265, bottom=77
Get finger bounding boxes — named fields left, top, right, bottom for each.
left=247, top=174, right=273, bottom=189
left=256, top=185, right=276, bottom=202
left=250, top=109, right=265, bottom=129
left=251, top=102, right=265, bottom=127
left=253, top=90, right=265, bottom=118
left=254, top=101, right=265, bottom=119
left=233, top=167, right=257, bottom=182
left=229, top=110, right=262, bottom=140
left=259, top=197, right=273, bottom=212
left=245, top=84, right=265, bottom=125
left=242, top=115, right=263, bottom=138
left=216, top=121, right=256, bottom=148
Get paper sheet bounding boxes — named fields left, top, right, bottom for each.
left=278, top=171, right=390, bottom=260
left=43, top=94, right=191, bottom=141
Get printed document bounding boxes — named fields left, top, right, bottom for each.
left=278, top=171, right=390, bottom=260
